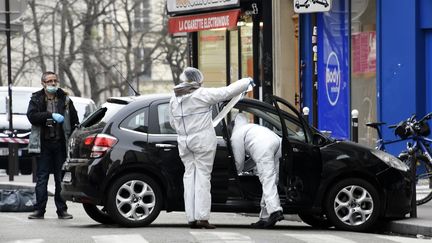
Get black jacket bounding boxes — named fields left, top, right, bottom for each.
left=27, top=88, right=79, bottom=138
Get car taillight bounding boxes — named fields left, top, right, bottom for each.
left=84, top=134, right=117, bottom=158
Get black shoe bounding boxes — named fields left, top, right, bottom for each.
left=188, top=221, right=199, bottom=229
left=264, top=211, right=284, bottom=228
left=251, top=219, right=267, bottom=229
left=195, top=220, right=216, bottom=229
left=28, top=210, right=44, bottom=219
left=57, top=211, right=73, bottom=219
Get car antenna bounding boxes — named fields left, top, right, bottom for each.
left=111, top=64, right=140, bottom=96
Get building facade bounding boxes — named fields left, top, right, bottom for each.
left=167, top=0, right=432, bottom=153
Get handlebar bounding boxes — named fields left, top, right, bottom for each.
left=368, top=112, right=431, bottom=139
left=418, top=112, right=432, bottom=124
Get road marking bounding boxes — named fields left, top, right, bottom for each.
left=284, top=233, right=356, bottom=243
left=376, top=235, right=432, bottom=243
left=5, top=240, right=44, bottom=243
left=92, top=234, right=149, bottom=243
left=191, top=231, right=252, bottom=242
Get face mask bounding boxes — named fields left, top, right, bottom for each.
left=46, top=86, right=58, bottom=94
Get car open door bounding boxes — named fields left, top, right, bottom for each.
left=271, top=95, right=322, bottom=208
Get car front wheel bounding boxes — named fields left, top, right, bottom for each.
left=298, top=213, right=332, bottom=229
left=106, top=173, right=163, bottom=227
left=325, top=178, right=380, bottom=232
left=83, top=203, right=115, bottom=224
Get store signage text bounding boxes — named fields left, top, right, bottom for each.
left=168, top=9, right=240, bottom=34
left=167, top=0, right=239, bottom=14
left=325, top=51, right=341, bottom=106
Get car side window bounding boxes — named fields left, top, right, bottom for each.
left=120, top=108, right=148, bottom=133
left=229, top=106, right=306, bottom=143
left=157, top=103, right=176, bottom=134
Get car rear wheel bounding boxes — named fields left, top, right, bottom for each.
left=298, top=213, right=332, bottom=229
left=325, top=178, right=380, bottom=232
left=106, top=173, right=163, bottom=227
left=82, top=203, right=115, bottom=224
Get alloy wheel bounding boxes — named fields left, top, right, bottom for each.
left=115, top=180, right=156, bottom=221
left=333, top=185, right=374, bottom=226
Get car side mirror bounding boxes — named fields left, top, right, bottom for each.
left=313, top=133, right=327, bottom=146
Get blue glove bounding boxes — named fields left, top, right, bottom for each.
left=52, top=113, right=64, bottom=123
left=248, top=77, right=256, bottom=87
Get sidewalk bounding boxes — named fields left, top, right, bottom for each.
left=0, top=171, right=55, bottom=196
left=0, top=173, right=431, bottom=237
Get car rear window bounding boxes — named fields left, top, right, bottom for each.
left=80, top=102, right=125, bottom=128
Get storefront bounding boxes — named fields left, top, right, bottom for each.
left=167, top=0, right=277, bottom=101
left=299, top=0, right=432, bottom=153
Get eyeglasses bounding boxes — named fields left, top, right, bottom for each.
left=43, top=79, right=58, bottom=84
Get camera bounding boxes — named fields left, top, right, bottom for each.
left=45, top=118, right=56, bottom=138
left=46, top=118, right=55, bottom=127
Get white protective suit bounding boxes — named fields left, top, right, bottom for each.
left=230, top=113, right=283, bottom=220
left=169, top=74, right=251, bottom=223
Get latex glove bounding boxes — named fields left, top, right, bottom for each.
left=52, top=113, right=64, bottom=123
left=248, top=77, right=256, bottom=87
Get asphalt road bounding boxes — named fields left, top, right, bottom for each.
left=0, top=198, right=431, bottom=243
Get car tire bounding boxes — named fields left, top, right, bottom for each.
left=82, top=203, right=115, bottom=224
left=20, top=163, right=32, bottom=175
left=298, top=213, right=332, bottom=229
left=106, top=173, right=163, bottom=227
left=325, top=178, right=380, bottom=232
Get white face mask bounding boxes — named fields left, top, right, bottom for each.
left=46, top=86, right=58, bottom=94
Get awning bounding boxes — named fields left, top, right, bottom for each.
left=168, top=9, right=241, bottom=34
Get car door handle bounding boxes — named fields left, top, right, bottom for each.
left=155, top=144, right=176, bottom=148
left=292, top=147, right=300, bottom=152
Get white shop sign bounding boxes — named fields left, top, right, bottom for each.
left=167, top=0, right=240, bottom=14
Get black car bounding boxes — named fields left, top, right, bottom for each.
left=61, top=94, right=412, bottom=232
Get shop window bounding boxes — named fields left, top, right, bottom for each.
left=230, top=30, right=239, bottom=82
left=198, top=30, right=227, bottom=87
left=240, top=24, right=254, bottom=79
left=351, top=0, right=377, bottom=146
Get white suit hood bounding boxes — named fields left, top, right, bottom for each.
left=230, top=113, right=282, bottom=173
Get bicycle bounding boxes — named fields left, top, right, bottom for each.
left=366, top=112, right=432, bottom=205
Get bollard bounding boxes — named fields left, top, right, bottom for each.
left=302, top=107, right=310, bottom=124
left=409, top=148, right=417, bottom=218
left=8, top=143, right=19, bottom=181
left=351, top=109, right=359, bottom=143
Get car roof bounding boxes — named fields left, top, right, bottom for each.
left=106, top=93, right=171, bottom=106
left=0, top=86, right=95, bottom=101
left=69, top=96, right=95, bottom=104
left=0, top=86, right=40, bottom=92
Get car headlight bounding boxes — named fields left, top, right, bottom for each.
left=370, top=149, right=409, bottom=172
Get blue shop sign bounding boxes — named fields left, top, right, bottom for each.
left=317, top=0, right=349, bottom=139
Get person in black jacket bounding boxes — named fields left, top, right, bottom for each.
left=26, top=71, right=79, bottom=219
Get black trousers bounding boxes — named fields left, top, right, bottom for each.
left=34, top=140, right=67, bottom=213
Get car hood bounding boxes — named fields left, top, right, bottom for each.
left=0, top=114, right=31, bottom=131
left=319, top=140, right=388, bottom=173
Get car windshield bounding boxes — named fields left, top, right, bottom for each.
left=0, top=91, right=33, bottom=114
left=80, top=102, right=125, bottom=128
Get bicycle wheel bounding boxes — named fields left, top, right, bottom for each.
left=399, top=154, right=432, bottom=205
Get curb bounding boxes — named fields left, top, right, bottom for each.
left=384, top=220, right=432, bottom=237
